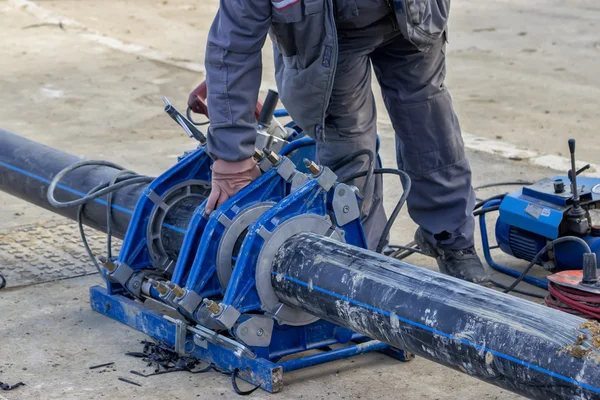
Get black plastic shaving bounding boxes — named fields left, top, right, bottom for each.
left=126, top=340, right=259, bottom=395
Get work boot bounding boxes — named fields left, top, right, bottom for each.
left=414, top=228, right=489, bottom=284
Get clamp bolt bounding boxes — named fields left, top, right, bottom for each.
left=256, top=328, right=264, bottom=336
left=170, top=283, right=186, bottom=298
left=265, top=150, right=281, bottom=164
left=203, top=299, right=222, bottom=315
left=304, top=159, right=321, bottom=175
left=102, top=259, right=117, bottom=272
left=148, top=279, right=170, bottom=296
left=253, top=148, right=264, bottom=162
left=342, top=205, right=350, bottom=213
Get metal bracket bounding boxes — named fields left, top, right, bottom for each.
left=276, top=158, right=297, bottom=182
left=291, top=172, right=309, bottom=192
left=164, top=316, right=189, bottom=356
left=107, top=262, right=134, bottom=287
left=214, top=304, right=242, bottom=329
left=176, top=289, right=203, bottom=315
left=317, top=167, right=337, bottom=191
left=188, top=323, right=256, bottom=359
left=235, top=316, right=275, bottom=347
left=332, top=183, right=361, bottom=226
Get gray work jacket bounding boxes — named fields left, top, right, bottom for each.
left=205, top=0, right=450, bottom=162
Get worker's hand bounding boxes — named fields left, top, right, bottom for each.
left=205, top=158, right=261, bottom=215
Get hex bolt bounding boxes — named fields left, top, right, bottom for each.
left=170, top=283, right=186, bottom=298
left=148, top=278, right=170, bottom=296
left=265, top=150, right=281, bottom=164
left=304, top=159, right=321, bottom=175
left=102, top=260, right=117, bottom=272
left=203, top=298, right=222, bottom=315
left=252, top=148, right=264, bottom=161
left=256, top=328, right=264, bottom=336
left=342, top=205, right=350, bottom=213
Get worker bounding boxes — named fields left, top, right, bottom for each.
left=199, top=0, right=489, bottom=284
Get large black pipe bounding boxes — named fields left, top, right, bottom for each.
left=0, top=130, right=205, bottom=250
left=0, top=129, right=145, bottom=238
left=272, top=233, right=600, bottom=400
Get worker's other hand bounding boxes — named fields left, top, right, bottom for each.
left=205, top=158, right=261, bottom=215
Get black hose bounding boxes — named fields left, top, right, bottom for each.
left=473, top=205, right=500, bottom=216
left=330, top=149, right=375, bottom=209
left=489, top=279, right=545, bottom=299
left=339, top=167, right=412, bottom=254
left=106, top=170, right=137, bottom=258
left=474, top=194, right=506, bottom=211
left=502, top=236, right=592, bottom=295
left=186, top=106, right=210, bottom=126
left=474, top=181, right=533, bottom=191
left=47, top=160, right=151, bottom=208
left=389, top=244, right=426, bottom=259
left=77, top=174, right=153, bottom=274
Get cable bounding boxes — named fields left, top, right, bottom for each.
left=47, top=160, right=151, bottom=208
left=186, top=106, right=210, bottom=126
left=473, top=205, right=500, bottom=216
left=489, top=279, right=545, bottom=299
left=389, top=244, right=426, bottom=259
left=474, top=181, right=533, bottom=191
left=330, top=149, right=375, bottom=209
left=77, top=174, right=153, bottom=273
left=474, top=194, right=506, bottom=211
left=501, top=236, right=592, bottom=295
left=48, top=159, right=152, bottom=277
left=339, top=167, right=412, bottom=254
left=106, top=170, right=137, bottom=259
left=473, top=181, right=533, bottom=202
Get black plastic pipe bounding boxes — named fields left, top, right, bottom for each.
left=0, top=129, right=146, bottom=238
left=271, top=233, right=600, bottom=400
left=0, top=130, right=205, bottom=249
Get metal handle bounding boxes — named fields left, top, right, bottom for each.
left=257, top=90, right=279, bottom=128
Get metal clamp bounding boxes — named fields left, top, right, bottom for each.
left=176, top=289, right=203, bottom=315
left=188, top=323, right=256, bottom=359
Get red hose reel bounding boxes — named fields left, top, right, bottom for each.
left=546, top=270, right=600, bottom=319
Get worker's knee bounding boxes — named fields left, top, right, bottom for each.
left=392, top=91, right=465, bottom=176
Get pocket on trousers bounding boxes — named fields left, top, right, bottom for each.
left=405, top=0, right=449, bottom=40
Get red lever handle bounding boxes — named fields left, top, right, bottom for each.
left=187, top=80, right=264, bottom=120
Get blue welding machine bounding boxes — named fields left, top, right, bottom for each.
left=480, top=139, right=600, bottom=288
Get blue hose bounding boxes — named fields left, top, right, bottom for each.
left=479, top=199, right=549, bottom=289
left=279, top=136, right=316, bottom=157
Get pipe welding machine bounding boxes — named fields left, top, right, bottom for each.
left=2, top=85, right=600, bottom=399
left=479, top=139, right=600, bottom=318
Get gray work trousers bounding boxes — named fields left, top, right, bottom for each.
left=317, top=16, right=476, bottom=251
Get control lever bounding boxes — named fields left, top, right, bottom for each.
left=566, top=138, right=590, bottom=235
left=163, top=97, right=206, bottom=144
left=569, top=139, right=580, bottom=205
left=257, top=89, right=280, bottom=129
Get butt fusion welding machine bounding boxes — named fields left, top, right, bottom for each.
left=5, top=79, right=600, bottom=398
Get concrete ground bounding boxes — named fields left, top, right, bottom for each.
left=0, top=0, right=598, bottom=398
